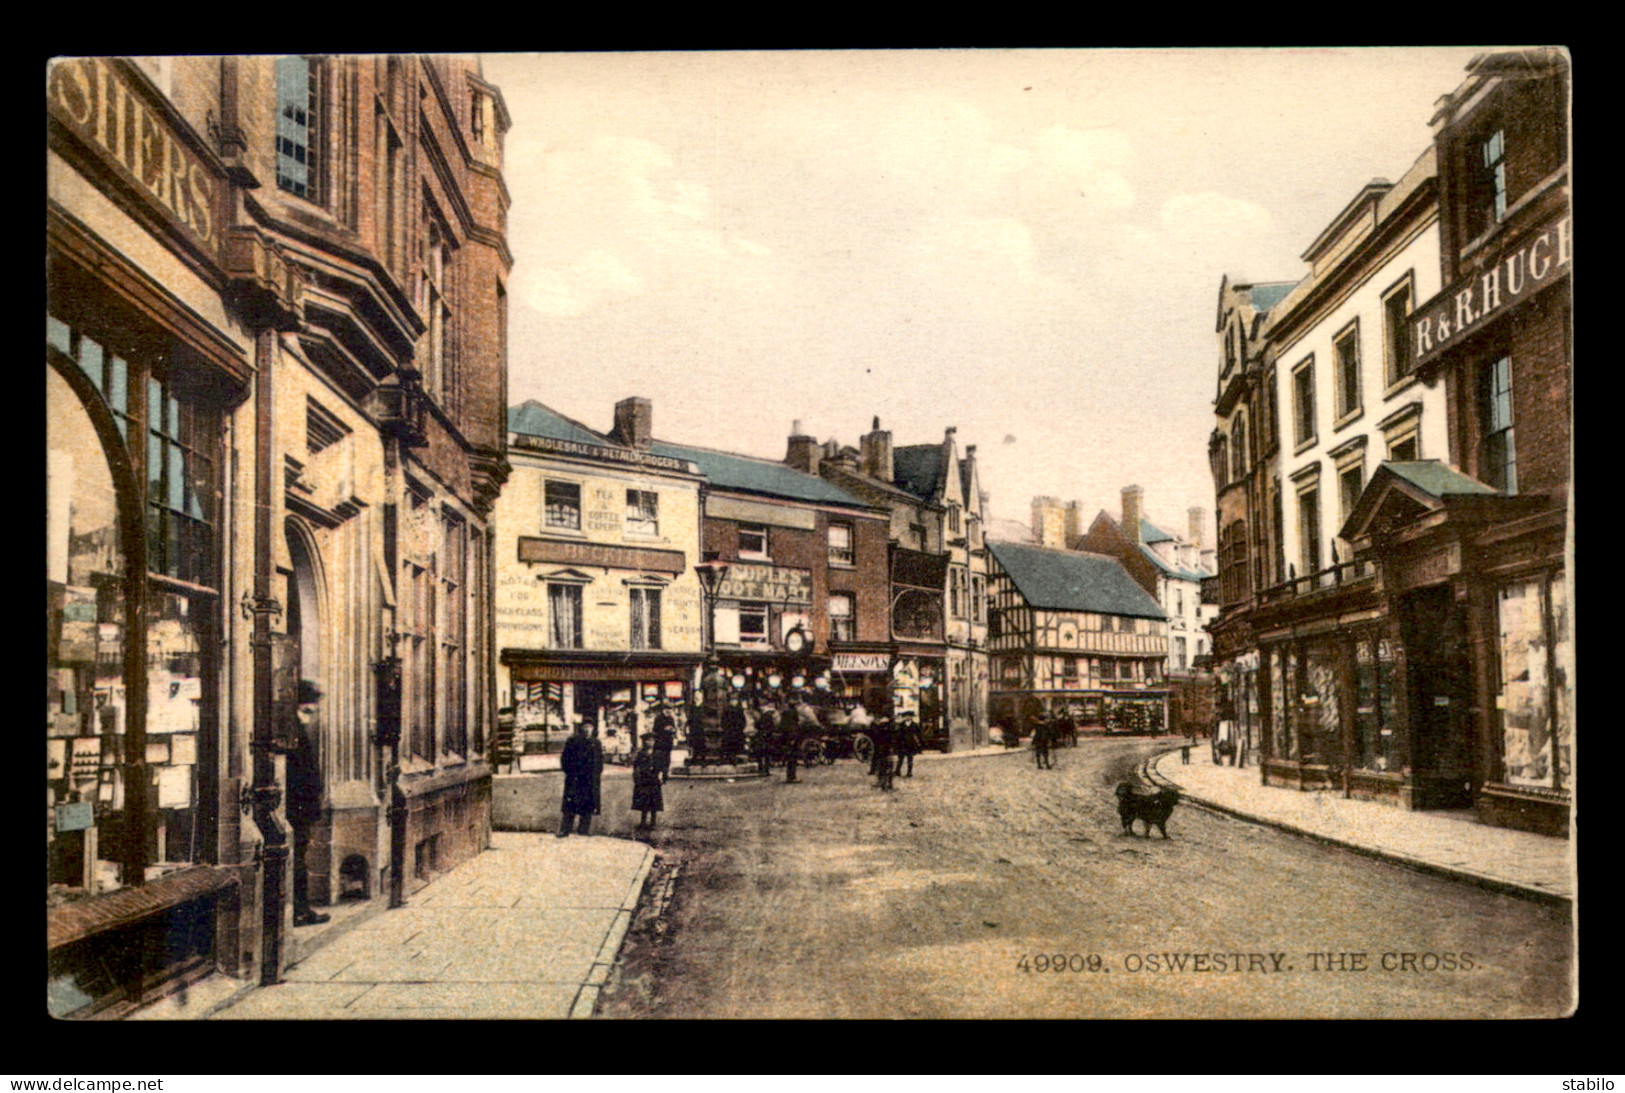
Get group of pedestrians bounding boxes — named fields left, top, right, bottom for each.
left=867, top=717, right=922, bottom=791
left=557, top=715, right=677, bottom=837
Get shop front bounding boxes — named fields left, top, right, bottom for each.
left=503, top=654, right=702, bottom=767
left=1342, top=461, right=1570, bottom=834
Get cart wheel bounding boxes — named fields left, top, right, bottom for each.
left=800, top=737, right=825, bottom=766
left=852, top=733, right=874, bottom=765
left=820, top=738, right=837, bottom=765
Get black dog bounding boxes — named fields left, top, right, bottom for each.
left=1116, top=782, right=1180, bottom=839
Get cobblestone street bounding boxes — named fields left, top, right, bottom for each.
left=600, top=739, right=1573, bottom=1019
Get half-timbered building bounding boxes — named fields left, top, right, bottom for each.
left=985, top=540, right=1168, bottom=735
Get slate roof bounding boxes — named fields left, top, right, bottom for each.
left=508, top=400, right=615, bottom=447
left=650, top=439, right=867, bottom=507
left=988, top=541, right=1166, bottom=620
left=1138, top=543, right=1209, bottom=584
left=892, top=444, right=944, bottom=501
left=1140, top=518, right=1174, bottom=544
left=1246, top=282, right=1298, bottom=313
left=1384, top=460, right=1501, bottom=498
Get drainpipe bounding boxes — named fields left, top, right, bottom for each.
left=246, top=328, right=288, bottom=986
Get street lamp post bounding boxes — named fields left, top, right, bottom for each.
left=693, top=554, right=729, bottom=767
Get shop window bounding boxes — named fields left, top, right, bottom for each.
left=47, top=366, right=129, bottom=894
left=625, top=489, right=659, bottom=537
left=738, top=524, right=769, bottom=560
left=828, top=593, right=854, bottom=642
left=1292, top=356, right=1317, bottom=448
left=548, top=583, right=583, bottom=650
left=276, top=56, right=323, bottom=200
left=827, top=522, right=853, bottom=567
left=1479, top=355, right=1517, bottom=492
left=47, top=311, right=221, bottom=903
left=630, top=587, right=662, bottom=650
left=1497, top=575, right=1572, bottom=790
left=1354, top=636, right=1401, bottom=772
left=1334, top=321, right=1361, bottom=423
left=545, top=481, right=581, bottom=531
left=1383, top=276, right=1414, bottom=387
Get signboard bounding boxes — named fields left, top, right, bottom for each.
left=55, top=801, right=94, bottom=833
left=517, top=537, right=686, bottom=574
left=833, top=652, right=890, bottom=673
left=716, top=563, right=812, bottom=604
left=511, top=432, right=692, bottom=473
left=1412, top=212, right=1571, bottom=366
left=48, top=58, right=221, bottom=256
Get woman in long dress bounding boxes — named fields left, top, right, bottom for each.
left=631, top=732, right=664, bottom=828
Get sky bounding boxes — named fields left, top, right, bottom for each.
left=481, top=47, right=1487, bottom=543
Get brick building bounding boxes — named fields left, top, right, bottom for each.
left=793, top=419, right=992, bottom=750
left=1207, top=48, right=1571, bottom=836
left=1344, top=48, right=1572, bottom=834
left=652, top=434, right=892, bottom=716
left=47, top=54, right=511, bottom=1014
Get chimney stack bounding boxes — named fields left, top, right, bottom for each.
left=1188, top=506, right=1207, bottom=552
left=786, top=421, right=820, bottom=475
left=612, top=396, right=652, bottom=450
left=1122, top=485, right=1144, bottom=546
left=861, top=416, right=894, bottom=483
left=1064, top=500, right=1085, bottom=549
left=1031, top=495, right=1065, bottom=548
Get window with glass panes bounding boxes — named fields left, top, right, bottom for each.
left=630, top=587, right=662, bottom=650
left=828, top=593, right=854, bottom=641
left=275, top=56, right=321, bottom=200
left=625, top=489, right=658, bottom=536
left=1299, top=486, right=1322, bottom=575
left=1292, top=357, right=1316, bottom=447
left=549, top=583, right=583, bottom=649
left=545, top=480, right=581, bottom=530
left=1383, top=278, right=1414, bottom=386
left=1479, top=355, right=1516, bottom=492
left=48, top=310, right=224, bottom=888
left=1334, top=322, right=1361, bottom=420
left=827, top=522, right=853, bottom=566
left=440, top=511, right=466, bottom=756
left=739, top=524, right=768, bottom=559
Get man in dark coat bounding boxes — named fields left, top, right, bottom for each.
left=896, top=718, right=922, bottom=778
left=558, top=721, right=599, bottom=836
left=721, top=700, right=748, bottom=761
left=750, top=706, right=774, bottom=775
left=652, top=710, right=677, bottom=783
left=872, top=718, right=896, bottom=791
left=631, top=733, right=664, bottom=829
left=288, top=680, right=328, bottom=925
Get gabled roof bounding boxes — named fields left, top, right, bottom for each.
left=892, top=444, right=944, bottom=501
left=1138, top=543, right=1209, bottom=584
left=650, top=439, right=866, bottom=507
left=1140, top=518, right=1174, bottom=544
left=988, top=541, right=1166, bottom=620
left=508, top=400, right=615, bottom=447
left=1340, top=459, right=1503, bottom=541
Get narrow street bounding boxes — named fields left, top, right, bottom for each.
left=598, top=739, right=1573, bottom=1019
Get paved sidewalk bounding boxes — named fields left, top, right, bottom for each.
left=1146, top=746, right=1574, bottom=905
left=209, top=832, right=654, bottom=1020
